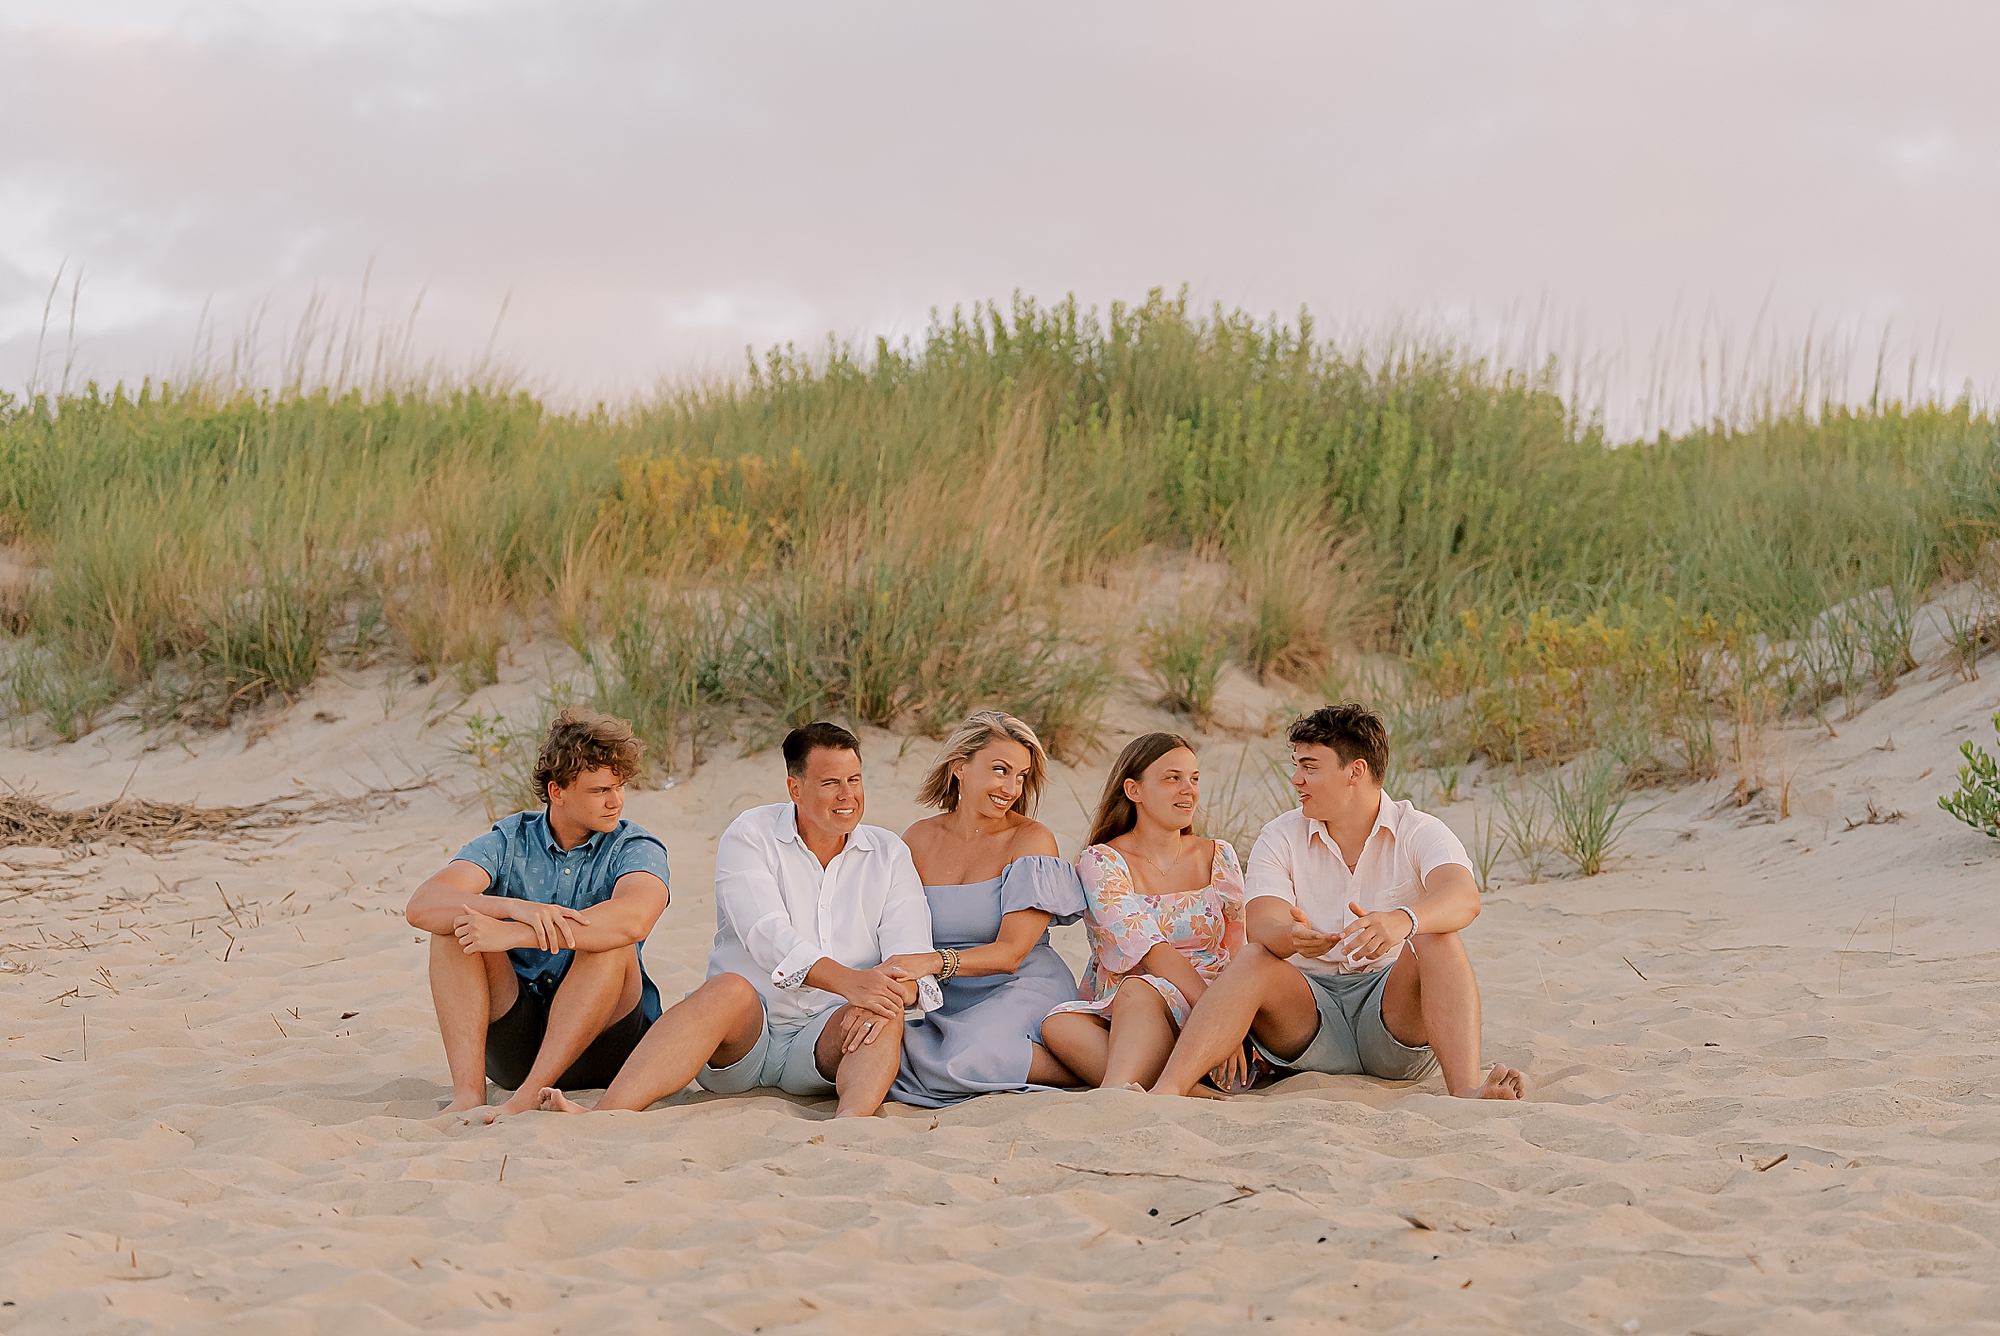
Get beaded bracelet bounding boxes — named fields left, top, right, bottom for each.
left=939, top=948, right=960, bottom=981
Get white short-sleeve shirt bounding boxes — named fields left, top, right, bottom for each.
left=1243, top=797, right=1472, bottom=976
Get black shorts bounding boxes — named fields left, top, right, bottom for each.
left=485, top=985, right=652, bottom=1091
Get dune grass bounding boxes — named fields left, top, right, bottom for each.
left=2, top=290, right=1996, bottom=779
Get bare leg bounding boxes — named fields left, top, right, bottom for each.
left=540, top=974, right=766, bottom=1113
left=1379, top=932, right=1524, bottom=1100
left=1027, top=1042, right=1082, bottom=1088
left=488, top=945, right=640, bottom=1119
left=813, top=1004, right=903, bottom=1117
left=1039, top=1012, right=1110, bottom=1088
left=1100, top=978, right=1178, bottom=1090
left=427, top=933, right=517, bottom=1113
left=1150, top=944, right=1318, bottom=1096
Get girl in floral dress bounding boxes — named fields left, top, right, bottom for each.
left=1042, top=732, right=1250, bottom=1091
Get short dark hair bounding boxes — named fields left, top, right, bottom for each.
left=783, top=721, right=862, bottom=777
left=1287, top=702, right=1388, bottom=784
left=533, top=707, right=643, bottom=804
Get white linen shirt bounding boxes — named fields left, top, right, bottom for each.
left=706, top=802, right=933, bottom=1026
left=1244, top=798, right=1472, bottom=976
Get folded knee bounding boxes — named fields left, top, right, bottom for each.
left=1412, top=930, right=1467, bottom=962
left=697, top=972, right=761, bottom=1010
left=1111, top=978, right=1166, bottom=1011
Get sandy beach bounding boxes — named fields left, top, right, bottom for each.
left=5, top=628, right=1999, bottom=1335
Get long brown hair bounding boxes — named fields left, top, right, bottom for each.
left=1087, top=731, right=1197, bottom=847
left=915, top=710, right=1049, bottom=815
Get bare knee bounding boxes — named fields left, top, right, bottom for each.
left=569, top=942, right=638, bottom=972
left=695, top=972, right=760, bottom=1013
left=1412, top=930, right=1468, bottom=967
left=1111, top=978, right=1167, bottom=1015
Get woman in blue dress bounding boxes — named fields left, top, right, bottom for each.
left=884, top=710, right=1088, bottom=1106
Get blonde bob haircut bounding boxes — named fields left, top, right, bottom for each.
left=916, top=710, right=1049, bottom=816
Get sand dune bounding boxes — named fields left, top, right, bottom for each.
left=4, top=635, right=1999, bottom=1333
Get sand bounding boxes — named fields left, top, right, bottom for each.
left=4, top=636, right=1999, bottom=1334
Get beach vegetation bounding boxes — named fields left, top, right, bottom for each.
left=1541, top=753, right=1642, bottom=876
left=1939, top=712, right=2000, bottom=840
left=0, top=291, right=1994, bottom=787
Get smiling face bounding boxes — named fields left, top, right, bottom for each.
left=952, top=737, right=1033, bottom=820
left=1290, top=741, right=1376, bottom=823
left=1122, top=745, right=1200, bottom=834
left=547, top=765, right=627, bottom=834
left=787, top=745, right=865, bottom=844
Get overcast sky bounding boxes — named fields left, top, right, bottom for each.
left=3, top=1, right=1995, bottom=432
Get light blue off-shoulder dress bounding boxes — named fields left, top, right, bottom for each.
left=890, top=855, right=1088, bottom=1108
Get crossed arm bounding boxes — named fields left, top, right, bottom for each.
left=1244, top=862, right=1481, bottom=964
left=405, top=861, right=669, bottom=955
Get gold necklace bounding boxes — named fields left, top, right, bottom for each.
left=1137, top=836, right=1184, bottom=877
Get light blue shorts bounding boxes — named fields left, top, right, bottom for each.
left=1249, top=967, right=1439, bottom=1082
left=696, top=997, right=840, bottom=1097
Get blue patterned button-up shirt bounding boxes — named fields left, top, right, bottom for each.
left=453, top=810, right=671, bottom=1020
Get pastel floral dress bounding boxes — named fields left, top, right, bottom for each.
left=1046, top=839, right=1246, bottom=1028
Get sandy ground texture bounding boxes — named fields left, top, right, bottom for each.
left=4, top=637, right=2000, bottom=1335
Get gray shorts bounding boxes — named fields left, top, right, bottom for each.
left=696, top=998, right=839, bottom=1097
left=1249, top=967, right=1439, bottom=1082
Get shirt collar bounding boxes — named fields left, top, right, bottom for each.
left=1305, top=793, right=1396, bottom=852
left=536, top=810, right=609, bottom=856
left=779, top=804, right=875, bottom=853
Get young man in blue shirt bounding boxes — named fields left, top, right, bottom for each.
left=405, top=708, right=671, bottom=1120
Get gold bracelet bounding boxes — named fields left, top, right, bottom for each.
left=939, top=948, right=959, bottom=981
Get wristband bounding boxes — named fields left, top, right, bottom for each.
left=916, top=976, right=944, bottom=1012
left=1395, top=905, right=1420, bottom=939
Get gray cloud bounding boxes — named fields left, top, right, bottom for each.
left=4, top=0, right=1996, bottom=428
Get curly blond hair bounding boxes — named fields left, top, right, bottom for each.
left=915, top=710, right=1049, bottom=815
left=532, top=708, right=643, bottom=803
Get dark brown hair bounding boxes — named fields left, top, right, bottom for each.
left=533, top=707, right=643, bottom=804
left=1087, top=731, right=1197, bottom=847
left=783, top=721, right=862, bottom=777
left=1287, top=702, right=1388, bottom=783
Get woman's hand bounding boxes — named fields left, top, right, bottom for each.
left=883, top=951, right=944, bottom=980
left=828, top=962, right=912, bottom=1021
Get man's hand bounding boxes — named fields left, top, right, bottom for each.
left=1206, top=1045, right=1250, bottom=1093
left=497, top=900, right=590, bottom=952
left=1334, top=899, right=1414, bottom=964
left=1285, top=904, right=1339, bottom=959
left=453, top=911, right=528, bottom=955
left=838, top=1007, right=894, bottom=1054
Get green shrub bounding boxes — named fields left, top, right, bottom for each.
left=1939, top=712, right=2000, bottom=839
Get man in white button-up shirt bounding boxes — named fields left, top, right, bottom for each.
left=538, top=722, right=932, bottom=1120
left=1149, top=704, right=1525, bottom=1101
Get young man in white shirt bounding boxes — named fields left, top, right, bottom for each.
left=1150, top=703, right=1525, bottom=1101
left=539, top=721, right=932, bottom=1119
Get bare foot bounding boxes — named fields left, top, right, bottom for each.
left=1182, top=1083, right=1234, bottom=1101
left=1471, top=1064, right=1525, bottom=1100
left=537, top=1087, right=591, bottom=1114
left=441, top=1090, right=489, bottom=1115
left=483, top=1091, right=542, bottom=1122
